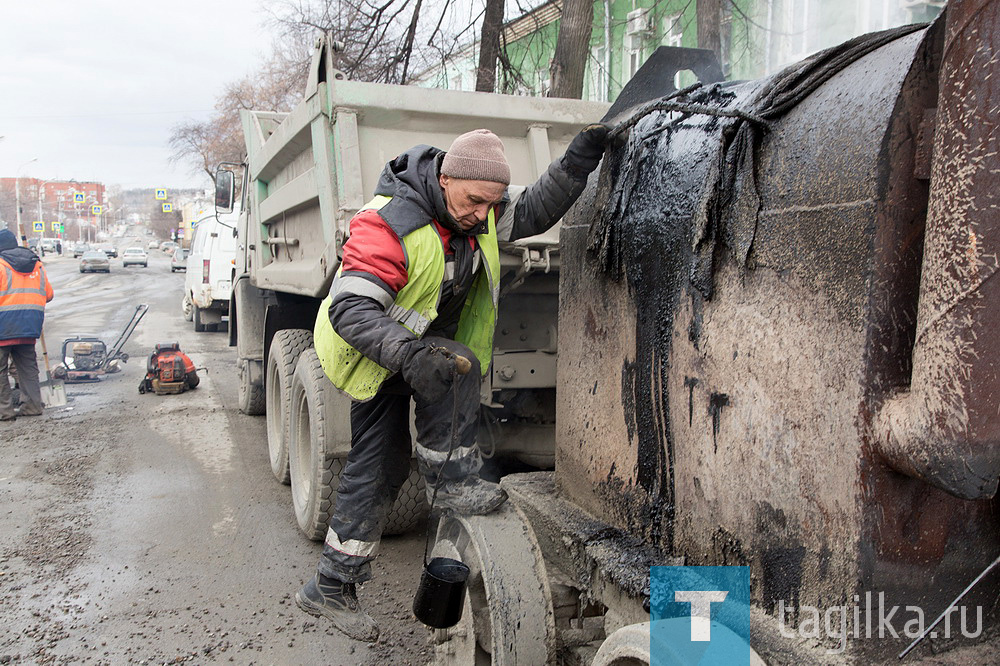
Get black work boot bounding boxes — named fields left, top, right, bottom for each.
left=434, top=476, right=508, bottom=515
left=295, top=574, right=379, bottom=642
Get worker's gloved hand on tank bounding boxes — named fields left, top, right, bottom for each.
left=562, top=123, right=612, bottom=181
left=401, top=341, right=456, bottom=402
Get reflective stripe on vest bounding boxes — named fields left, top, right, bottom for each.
left=0, top=262, right=47, bottom=309
left=314, top=195, right=500, bottom=401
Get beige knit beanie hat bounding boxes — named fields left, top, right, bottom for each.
left=441, top=129, right=511, bottom=185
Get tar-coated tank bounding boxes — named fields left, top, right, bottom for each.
left=557, top=1, right=1000, bottom=660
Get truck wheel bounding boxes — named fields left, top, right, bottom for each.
left=431, top=508, right=554, bottom=665
left=182, top=294, right=193, bottom=322
left=237, top=358, right=265, bottom=415
left=288, top=349, right=351, bottom=540
left=193, top=306, right=206, bottom=332
left=383, top=459, right=428, bottom=535
left=593, top=621, right=766, bottom=666
left=266, top=329, right=314, bottom=485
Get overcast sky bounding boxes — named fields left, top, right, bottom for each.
left=0, top=1, right=277, bottom=191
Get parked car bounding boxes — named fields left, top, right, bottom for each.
left=170, top=247, right=188, bottom=272
left=161, top=241, right=179, bottom=254
left=147, top=240, right=160, bottom=250
left=122, top=247, right=148, bottom=268
left=97, top=243, right=118, bottom=258
left=184, top=211, right=237, bottom=331
left=79, top=250, right=110, bottom=273
left=73, top=242, right=91, bottom=258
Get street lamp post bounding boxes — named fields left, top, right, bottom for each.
left=36, top=178, right=53, bottom=244
left=14, top=158, right=38, bottom=243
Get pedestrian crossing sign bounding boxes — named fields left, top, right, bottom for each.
left=74, top=192, right=85, bottom=203
left=51, top=222, right=60, bottom=231
left=162, top=203, right=173, bottom=213
left=33, top=221, right=44, bottom=232
left=91, top=204, right=103, bottom=215
left=155, top=189, right=167, bottom=200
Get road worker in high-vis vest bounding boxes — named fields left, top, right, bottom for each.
left=0, top=228, right=54, bottom=421
left=297, top=126, right=610, bottom=641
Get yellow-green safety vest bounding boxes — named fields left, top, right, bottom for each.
left=314, top=195, right=500, bottom=401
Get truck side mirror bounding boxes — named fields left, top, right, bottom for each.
left=215, top=167, right=235, bottom=214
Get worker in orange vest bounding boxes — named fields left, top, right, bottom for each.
left=0, top=229, right=54, bottom=421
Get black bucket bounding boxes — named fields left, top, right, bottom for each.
left=412, top=556, right=470, bottom=628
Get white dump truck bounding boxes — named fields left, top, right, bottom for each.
left=215, top=34, right=607, bottom=539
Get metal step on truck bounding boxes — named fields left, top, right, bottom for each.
left=215, top=34, right=607, bottom=539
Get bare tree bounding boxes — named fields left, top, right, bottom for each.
left=475, top=0, right=505, bottom=92
left=268, top=0, right=423, bottom=84
left=169, top=44, right=309, bottom=185
left=549, top=0, right=594, bottom=99
left=148, top=202, right=183, bottom=240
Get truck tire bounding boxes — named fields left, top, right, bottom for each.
left=432, top=509, right=554, bottom=665
left=383, top=460, right=428, bottom=536
left=237, top=358, right=265, bottom=415
left=266, top=329, right=313, bottom=485
left=182, top=294, right=193, bottom=322
left=193, top=305, right=207, bottom=332
left=288, top=349, right=348, bottom=541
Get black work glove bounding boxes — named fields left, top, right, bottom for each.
left=401, top=341, right=456, bottom=402
left=562, top=123, right=612, bottom=181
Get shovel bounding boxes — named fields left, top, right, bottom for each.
left=37, top=331, right=67, bottom=408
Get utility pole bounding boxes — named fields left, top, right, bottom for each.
left=36, top=179, right=52, bottom=243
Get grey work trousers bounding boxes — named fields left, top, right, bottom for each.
left=0, top=343, right=43, bottom=419
left=318, top=338, right=483, bottom=584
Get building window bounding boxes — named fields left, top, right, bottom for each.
left=588, top=45, right=608, bottom=102
left=625, top=8, right=653, bottom=81
left=661, top=13, right=684, bottom=88
left=789, top=0, right=812, bottom=61
left=536, top=67, right=551, bottom=97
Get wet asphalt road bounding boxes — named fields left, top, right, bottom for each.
left=0, top=238, right=430, bottom=665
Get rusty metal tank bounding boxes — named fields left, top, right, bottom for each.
left=557, top=1, right=1000, bottom=659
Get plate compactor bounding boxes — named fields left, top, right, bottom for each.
left=54, top=304, right=148, bottom=383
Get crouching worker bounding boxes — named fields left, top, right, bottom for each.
left=295, top=125, right=610, bottom=641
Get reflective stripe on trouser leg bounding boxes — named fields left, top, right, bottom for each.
left=413, top=337, right=483, bottom=484
left=319, top=392, right=412, bottom=584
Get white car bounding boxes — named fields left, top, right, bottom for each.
left=184, top=211, right=237, bottom=332
left=122, top=247, right=148, bottom=267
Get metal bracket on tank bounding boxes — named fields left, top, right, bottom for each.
left=503, top=246, right=553, bottom=298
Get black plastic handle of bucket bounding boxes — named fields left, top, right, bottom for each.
left=422, top=365, right=460, bottom=568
